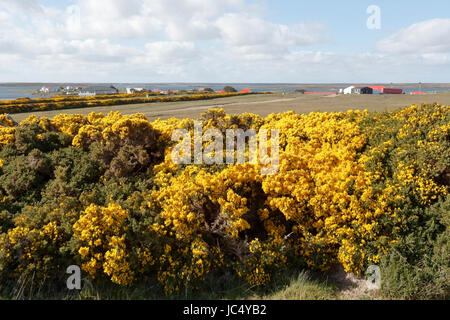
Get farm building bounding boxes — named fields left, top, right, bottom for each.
left=343, top=86, right=355, bottom=94
left=352, top=87, right=373, bottom=94
left=126, top=88, right=145, bottom=94
left=354, top=85, right=385, bottom=91
left=49, top=87, right=63, bottom=93
left=381, top=88, right=403, bottom=94
left=79, top=86, right=119, bottom=96
left=367, top=85, right=385, bottom=91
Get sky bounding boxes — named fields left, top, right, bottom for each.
left=1, top=0, right=450, bottom=83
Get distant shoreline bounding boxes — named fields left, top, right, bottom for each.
left=1, top=82, right=450, bottom=89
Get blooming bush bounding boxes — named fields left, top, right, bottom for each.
left=0, top=104, right=448, bottom=298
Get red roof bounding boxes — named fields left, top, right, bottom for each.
left=354, top=85, right=385, bottom=90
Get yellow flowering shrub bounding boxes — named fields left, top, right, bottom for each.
left=0, top=115, right=15, bottom=127
left=0, top=202, right=80, bottom=281
left=73, top=203, right=133, bottom=285
left=0, top=127, right=15, bottom=146
left=0, top=115, right=16, bottom=146
left=0, top=104, right=448, bottom=296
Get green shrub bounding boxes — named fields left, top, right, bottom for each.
left=380, top=196, right=449, bottom=300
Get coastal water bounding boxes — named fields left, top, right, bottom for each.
left=0, top=83, right=316, bottom=100
left=0, top=85, right=48, bottom=100
left=1, top=84, right=450, bottom=100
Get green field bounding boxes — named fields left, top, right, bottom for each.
left=10, top=91, right=450, bottom=122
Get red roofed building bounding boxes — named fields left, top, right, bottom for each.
left=382, top=88, right=403, bottom=94
left=355, top=85, right=385, bottom=91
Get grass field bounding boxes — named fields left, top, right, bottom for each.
left=10, top=91, right=450, bottom=122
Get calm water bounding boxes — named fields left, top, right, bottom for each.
left=1, top=84, right=450, bottom=100
left=0, top=85, right=47, bottom=100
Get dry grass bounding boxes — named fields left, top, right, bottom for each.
left=10, top=92, right=450, bottom=122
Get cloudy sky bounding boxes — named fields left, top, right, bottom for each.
left=1, top=0, right=450, bottom=83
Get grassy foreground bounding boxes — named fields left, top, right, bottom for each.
left=1, top=266, right=365, bottom=300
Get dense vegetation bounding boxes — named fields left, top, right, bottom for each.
left=0, top=104, right=448, bottom=299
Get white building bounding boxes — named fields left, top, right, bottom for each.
left=126, top=88, right=145, bottom=94
left=39, top=87, right=50, bottom=93
left=79, top=86, right=118, bottom=96
left=343, top=86, right=355, bottom=94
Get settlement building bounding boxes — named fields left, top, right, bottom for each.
left=343, top=86, right=355, bottom=94
left=381, top=88, right=403, bottom=94
left=126, top=88, right=145, bottom=94
left=352, top=87, right=373, bottom=94
left=79, top=86, right=119, bottom=96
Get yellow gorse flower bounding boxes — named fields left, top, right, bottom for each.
left=0, top=103, right=448, bottom=293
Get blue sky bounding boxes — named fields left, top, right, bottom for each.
left=1, top=0, right=450, bottom=83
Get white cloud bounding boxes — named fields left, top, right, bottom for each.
left=142, top=41, right=197, bottom=63
left=71, top=0, right=161, bottom=39
left=0, top=0, right=335, bottom=82
left=0, top=0, right=44, bottom=15
left=148, top=0, right=243, bottom=41
left=3, top=0, right=450, bottom=83
left=420, top=53, right=450, bottom=65
left=69, top=0, right=247, bottom=41
left=377, top=18, right=450, bottom=54
left=216, top=13, right=327, bottom=47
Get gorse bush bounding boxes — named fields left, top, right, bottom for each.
left=380, top=196, right=449, bottom=299
left=0, top=104, right=448, bottom=298
left=357, top=104, right=450, bottom=299
left=0, top=92, right=153, bottom=107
